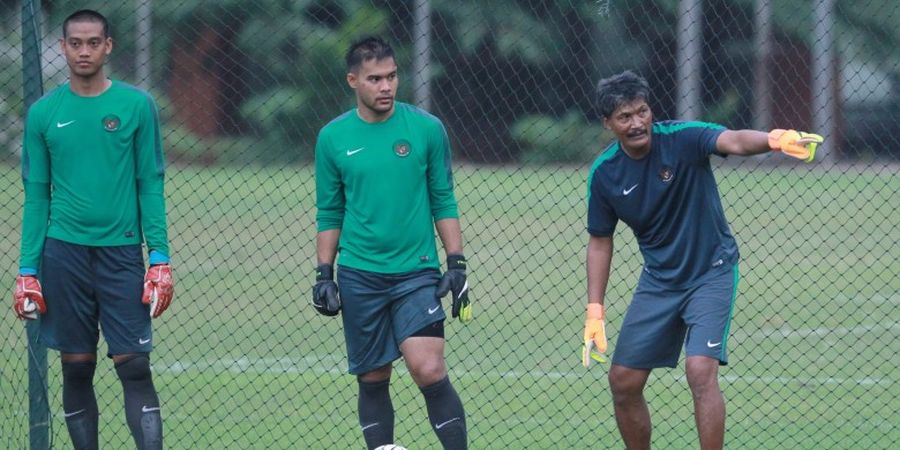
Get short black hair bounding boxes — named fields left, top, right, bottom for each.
left=345, top=36, right=394, bottom=72
left=596, top=70, right=651, bottom=118
left=63, top=9, right=109, bottom=38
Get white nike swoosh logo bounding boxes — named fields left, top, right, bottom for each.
left=456, top=280, right=469, bottom=299
left=428, top=306, right=441, bottom=314
left=360, top=422, right=379, bottom=431
left=139, top=338, right=151, bottom=344
left=346, top=147, right=364, bottom=156
left=707, top=340, right=722, bottom=348
left=142, top=406, right=161, bottom=413
left=623, top=184, right=638, bottom=195
left=64, top=409, right=86, bottom=418
left=435, top=417, right=461, bottom=429
left=57, top=120, right=76, bottom=128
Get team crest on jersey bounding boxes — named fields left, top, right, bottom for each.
left=393, top=139, right=411, bottom=157
left=658, top=166, right=674, bottom=183
left=102, top=114, right=120, bottom=132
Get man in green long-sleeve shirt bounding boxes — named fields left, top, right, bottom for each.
left=12, top=10, right=173, bottom=450
left=313, top=36, right=471, bottom=450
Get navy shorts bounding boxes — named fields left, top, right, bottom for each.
left=39, top=238, right=151, bottom=357
left=612, top=264, right=740, bottom=368
left=337, top=266, right=445, bottom=375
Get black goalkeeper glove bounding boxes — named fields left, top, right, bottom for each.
left=436, top=254, right=472, bottom=322
left=312, top=264, right=341, bottom=316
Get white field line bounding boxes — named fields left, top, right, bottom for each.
left=153, top=356, right=890, bottom=386
left=834, top=292, right=900, bottom=305
left=147, top=406, right=894, bottom=440
left=738, top=322, right=900, bottom=340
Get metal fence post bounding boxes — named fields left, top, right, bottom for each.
left=21, top=0, right=48, bottom=448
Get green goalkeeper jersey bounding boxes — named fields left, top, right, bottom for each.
left=19, top=80, right=168, bottom=270
left=315, top=102, right=459, bottom=273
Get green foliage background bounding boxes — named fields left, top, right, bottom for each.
left=1, top=0, right=888, bottom=163
left=0, top=1, right=897, bottom=448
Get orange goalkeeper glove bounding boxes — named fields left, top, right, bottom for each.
left=582, top=303, right=607, bottom=367
left=768, top=129, right=824, bottom=162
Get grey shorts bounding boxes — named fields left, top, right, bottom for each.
left=337, top=266, right=445, bottom=375
left=612, top=264, right=740, bottom=368
left=39, top=238, right=151, bottom=357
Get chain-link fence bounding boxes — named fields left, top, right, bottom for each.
left=1, top=0, right=897, bottom=448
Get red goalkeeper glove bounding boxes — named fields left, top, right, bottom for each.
left=13, top=275, right=46, bottom=320
left=143, top=264, right=173, bottom=319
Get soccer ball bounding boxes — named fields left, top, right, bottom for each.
left=373, top=445, right=408, bottom=450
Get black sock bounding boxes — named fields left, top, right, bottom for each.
left=358, top=379, right=394, bottom=449
left=115, top=354, right=162, bottom=450
left=62, top=361, right=99, bottom=450
left=421, top=376, right=467, bottom=450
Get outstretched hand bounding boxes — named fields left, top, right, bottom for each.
left=769, top=129, right=824, bottom=162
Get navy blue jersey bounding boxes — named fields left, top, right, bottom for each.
left=587, top=121, right=739, bottom=287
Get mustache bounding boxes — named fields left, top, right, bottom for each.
left=627, top=129, right=647, bottom=138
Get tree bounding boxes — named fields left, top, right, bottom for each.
left=155, top=0, right=391, bottom=162
left=427, top=0, right=607, bottom=162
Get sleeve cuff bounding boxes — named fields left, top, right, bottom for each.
left=19, top=267, right=38, bottom=276
left=432, top=209, right=459, bottom=220
left=148, top=250, right=170, bottom=265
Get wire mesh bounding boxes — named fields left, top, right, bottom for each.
left=1, top=0, right=897, bottom=448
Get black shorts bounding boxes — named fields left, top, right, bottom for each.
left=39, top=238, right=151, bottom=356
left=337, top=266, right=445, bottom=375
left=612, top=264, right=740, bottom=368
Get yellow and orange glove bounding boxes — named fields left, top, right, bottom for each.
left=582, top=303, right=607, bottom=367
left=768, top=129, right=824, bottom=163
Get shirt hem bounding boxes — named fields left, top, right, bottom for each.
left=46, top=232, right=142, bottom=248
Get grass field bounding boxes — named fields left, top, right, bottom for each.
left=1, top=160, right=897, bottom=449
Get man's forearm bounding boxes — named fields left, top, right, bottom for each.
left=316, top=229, right=341, bottom=265
left=586, top=236, right=613, bottom=305
left=435, top=218, right=464, bottom=255
left=20, top=181, right=51, bottom=271
left=137, top=177, right=169, bottom=259
left=715, top=129, right=770, bottom=156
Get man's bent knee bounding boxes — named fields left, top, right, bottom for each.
left=358, top=365, right=392, bottom=383
left=686, top=356, right=720, bottom=392
left=62, top=352, right=97, bottom=363
left=114, top=354, right=152, bottom=381
left=400, top=335, right=447, bottom=386
left=407, top=357, right=446, bottom=387
left=608, top=365, right=649, bottom=397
